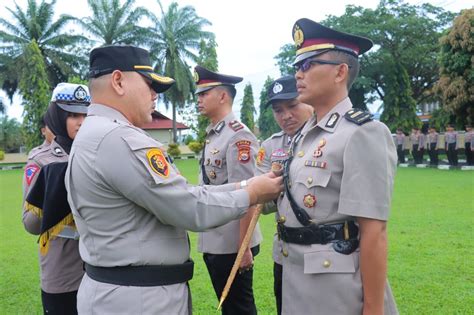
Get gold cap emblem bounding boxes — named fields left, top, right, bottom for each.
left=193, top=71, right=199, bottom=83
left=293, top=24, right=304, bottom=48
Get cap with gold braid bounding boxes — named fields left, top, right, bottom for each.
left=292, top=18, right=373, bottom=65
left=194, top=65, right=243, bottom=94
left=89, top=45, right=175, bottom=93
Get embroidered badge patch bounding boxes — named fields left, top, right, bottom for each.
left=325, top=113, right=340, bottom=128
left=25, top=164, right=40, bottom=186
left=146, top=148, right=169, bottom=178
left=256, top=147, right=265, bottom=166
left=303, top=194, right=317, bottom=208
left=236, top=140, right=251, bottom=163
left=271, top=148, right=288, bottom=159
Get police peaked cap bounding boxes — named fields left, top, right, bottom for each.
left=194, top=65, right=243, bottom=94
left=51, top=83, right=90, bottom=114
left=266, top=76, right=298, bottom=107
left=292, top=18, right=373, bottom=65
left=89, top=45, right=175, bottom=93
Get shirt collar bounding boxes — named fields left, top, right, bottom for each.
left=301, top=97, right=352, bottom=135
left=206, top=111, right=236, bottom=134
left=87, top=103, right=132, bottom=125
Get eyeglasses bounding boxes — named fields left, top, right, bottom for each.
left=294, top=58, right=351, bottom=72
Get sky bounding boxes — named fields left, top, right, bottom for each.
left=0, top=0, right=471, bottom=125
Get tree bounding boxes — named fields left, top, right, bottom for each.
left=19, top=40, right=51, bottom=150
left=379, top=61, right=420, bottom=131
left=257, top=76, right=280, bottom=140
left=0, top=0, right=86, bottom=100
left=274, top=44, right=296, bottom=76
left=77, top=0, right=151, bottom=46
left=0, top=116, right=24, bottom=152
left=195, top=38, right=218, bottom=143
left=149, top=1, right=213, bottom=143
left=240, top=83, right=255, bottom=131
left=434, top=9, right=474, bottom=127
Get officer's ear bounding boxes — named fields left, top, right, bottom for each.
left=111, top=70, right=126, bottom=96
left=334, top=63, right=349, bottom=86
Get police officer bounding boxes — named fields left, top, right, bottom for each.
left=394, top=128, right=405, bottom=164
left=445, top=124, right=458, bottom=166
left=410, top=127, right=424, bottom=164
left=255, top=76, right=313, bottom=315
left=464, top=125, right=473, bottom=165
left=22, top=83, right=90, bottom=314
left=65, top=46, right=282, bottom=314
left=273, top=18, right=398, bottom=314
left=194, top=65, right=261, bottom=315
left=27, top=115, right=55, bottom=159
left=427, top=127, right=439, bottom=166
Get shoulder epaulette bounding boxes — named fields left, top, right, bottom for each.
left=344, top=109, right=373, bottom=125
left=229, top=120, right=244, bottom=132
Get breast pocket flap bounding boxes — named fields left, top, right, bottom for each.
left=295, top=168, right=331, bottom=189
left=304, top=249, right=355, bottom=274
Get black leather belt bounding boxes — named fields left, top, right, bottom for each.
left=278, top=221, right=358, bottom=245
left=85, top=259, right=194, bottom=287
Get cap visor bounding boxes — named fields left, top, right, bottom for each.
left=195, top=86, right=217, bottom=95
left=138, top=71, right=175, bottom=93
left=293, top=50, right=329, bottom=66
left=266, top=92, right=299, bottom=107
left=57, top=103, right=89, bottom=114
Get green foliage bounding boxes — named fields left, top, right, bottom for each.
left=0, top=150, right=4, bottom=160
left=429, top=107, right=454, bottom=132
left=240, top=83, right=255, bottom=131
left=77, top=0, right=151, bottom=46
left=187, top=141, right=203, bottom=155
left=274, top=44, right=296, bottom=76
left=257, top=76, right=280, bottom=140
left=19, top=40, right=51, bottom=151
left=167, top=143, right=181, bottom=157
left=67, top=76, right=88, bottom=85
left=184, top=134, right=194, bottom=145
left=149, top=1, right=213, bottom=143
left=0, top=0, right=87, bottom=100
left=380, top=61, right=420, bottom=131
left=0, top=116, right=24, bottom=152
left=196, top=38, right=219, bottom=143
left=434, top=9, right=474, bottom=127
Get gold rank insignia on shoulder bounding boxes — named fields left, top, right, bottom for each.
left=256, top=147, right=265, bottom=166
left=344, top=109, right=373, bottom=125
left=146, top=148, right=169, bottom=178
left=229, top=120, right=244, bottom=132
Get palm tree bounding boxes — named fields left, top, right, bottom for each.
left=149, top=1, right=213, bottom=143
left=0, top=0, right=86, bottom=100
left=77, top=0, right=151, bottom=46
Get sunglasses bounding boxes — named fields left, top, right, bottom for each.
left=294, top=58, right=351, bottom=72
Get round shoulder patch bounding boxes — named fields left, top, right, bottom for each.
left=146, top=148, right=169, bottom=178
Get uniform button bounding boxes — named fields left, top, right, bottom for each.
left=280, top=192, right=284, bottom=198
left=297, top=150, right=304, bottom=157
left=307, top=177, right=313, bottom=184
left=323, top=260, right=331, bottom=268
left=288, top=181, right=292, bottom=188
left=205, top=139, right=210, bottom=144
left=282, top=249, right=288, bottom=257
left=277, top=216, right=286, bottom=223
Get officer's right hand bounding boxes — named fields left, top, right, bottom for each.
left=246, top=173, right=283, bottom=205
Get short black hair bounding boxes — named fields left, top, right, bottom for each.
left=326, top=50, right=359, bottom=90
left=217, top=85, right=237, bottom=101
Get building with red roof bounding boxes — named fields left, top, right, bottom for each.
left=142, top=111, right=190, bottom=145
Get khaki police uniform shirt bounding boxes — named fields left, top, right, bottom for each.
left=276, top=98, right=398, bottom=315
left=445, top=131, right=458, bottom=145
left=66, top=104, right=251, bottom=314
left=428, top=132, right=439, bottom=147
left=198, top=112, right=262, bottom=254
left=22, top=140, right=83, bottom=293
left=395, top=133, right=405, bottom=147
left=255, top=131, right=292, bottom=265
left=465, top=130, right=473, bottom=145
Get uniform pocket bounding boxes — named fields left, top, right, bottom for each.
left=303, top=248, right=356, bottom=274
left=295, top=168, right=331, bottom=189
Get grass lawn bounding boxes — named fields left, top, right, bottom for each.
left=1, top=160, right=473, bottom=314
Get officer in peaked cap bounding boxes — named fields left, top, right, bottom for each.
left=22, top=82, right=90, bottom=314
left=65, top=46, right=282, bottom=314
left=270, top=18, right=399, bottom=314
left=255, top=75, right=313, bottom=315
left=194, top=65, right=262, bottom=315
